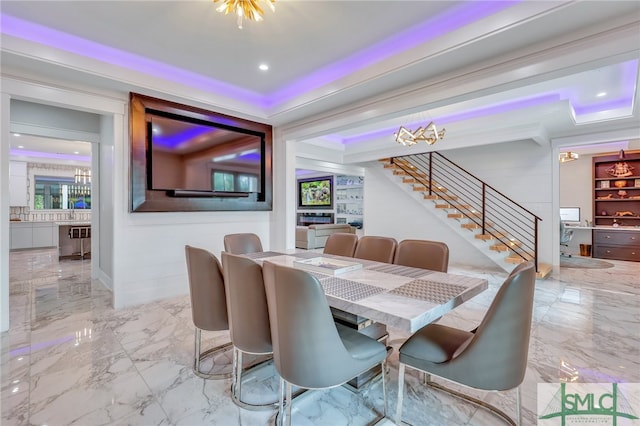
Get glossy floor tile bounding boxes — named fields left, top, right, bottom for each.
left=1, top=248, right=639, bottom=425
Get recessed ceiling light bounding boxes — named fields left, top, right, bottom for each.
left=74, top=151, right=80, bottom=154
left=258, top=63, right=269, bottom=71
left=596, top=92, right=607, bottom=97
left=13, top=133, right=20, bottom=137
left=18, top=145, right=24, bottom=149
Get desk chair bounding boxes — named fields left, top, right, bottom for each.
left=184, top=245, right=232, bottom=379
left=560, top=221, right=574, bottom=258
left=353, top=235, right=397, bottom=263
left=396, top=261, right=536, bottom=426
left=393, top=239, right=449, bottom=272
left=262, top=261, right=389, bottom=426
left=224, top=233, right=263, bottom=254
left=221, top=252, right=278, bottom=410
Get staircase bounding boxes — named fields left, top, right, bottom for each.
left=380, top=153, right=551, bottom=278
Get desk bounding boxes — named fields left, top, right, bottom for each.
left=246, top=251, right=488, bottom=333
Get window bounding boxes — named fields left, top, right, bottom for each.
left=34, top=176, right=91, bottom=210
left=212, top=171, right=258, bottom=193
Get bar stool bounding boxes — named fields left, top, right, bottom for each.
left=68, top=226, right=91, bottom=259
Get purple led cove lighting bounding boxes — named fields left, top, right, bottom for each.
left=343, top=93, right=562, bottom=144
left=0, top=3, right=517, bottom=109
left=571, top=59, right=638, bottom=115
left=9, top=149, right=91, bottom=162
left=1, top=14, right=264, bottom=106
left=573, top=97, right=635, bottom=116
left=268, top=1, right=519, bottom=107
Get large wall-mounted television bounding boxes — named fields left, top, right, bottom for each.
left=298, top=176, right=333, bottom=209
left=130, top=93, right=272, bottom=212
left=147, top=111, right=264, bottom=198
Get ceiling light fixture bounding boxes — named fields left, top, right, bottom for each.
left=75, top=168, right=91, bottom=185
left=213, top=0, right=275, bottom=29
left=259, top=64, right=269, bottom=71
left=394, top=121, right=446, bottom=146
left=559, top=152, right=579, bottom=163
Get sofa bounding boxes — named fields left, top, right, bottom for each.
left=295, top=224, right=356, bottom=249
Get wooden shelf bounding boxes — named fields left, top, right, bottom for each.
left=592, top=150, right=640, bottom=262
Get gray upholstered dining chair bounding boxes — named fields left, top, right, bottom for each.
left=396, top=261, right=536, bottom=426
left=353, top=235, right=397, bottom=263
left=223, top=233, right=264, bottom=254
left=221, top=252, right=278, bottom=410
left=323, top=232, right=359, bottom=257
left=393, top=239, right=449, bottom=272
left=262, top=261, right=389, bottom=426
left=184, top=245, right=233, bottom=379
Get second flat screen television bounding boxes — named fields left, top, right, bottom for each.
left=298, top=177, right=333, bottom=209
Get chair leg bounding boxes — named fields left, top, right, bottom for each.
left=277, top=377, right=286, bottom=426
left=395, top=363, right=405, bottom=425
left=193, top=327, right=233, bottom=379
left=230, top=348, right=280, bottom=410
left=285, top=381, right=293, bottom=426
left=516, top=386, right=521, bottom=426
left=426, top=377, right=517, bottom=426
left=381, top=360, right=387, bottom=417
left=232, top=347, right=242, bottom=401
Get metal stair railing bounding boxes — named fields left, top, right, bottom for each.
left=390, top=152, right=541, bottom=271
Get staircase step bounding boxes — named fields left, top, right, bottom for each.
left=475, top=233, right=495, bottom=241
left=461, top=223, right=481, bottom=229
left=449, top=204, right=471, bottom=210
left=438, top=195, right=458, bottom=201
left=413, top=186, right=427, bottom=192
left=402, top=178, right=417, bottom=184
left=424, top=195, right=439, bottom=200
left=490, top=243, right=511, bottom=252
left=435, top=203, right=453, bottom=209
left=536, top=263, right=552, bottom=279
left=448, top=213, right=464, bottom=219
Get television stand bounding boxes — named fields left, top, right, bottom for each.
left=297, top=212, right=334, bottom=226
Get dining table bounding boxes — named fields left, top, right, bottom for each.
left=244, top=250, right=488, bottom=333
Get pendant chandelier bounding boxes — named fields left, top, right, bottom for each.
left=559, top=152, right=579, bottom=163
left=75, top=168, right=91, bottom=185
left=394, top=121, right=446, bottom=147
left=213, top=0, right=275, bottom=29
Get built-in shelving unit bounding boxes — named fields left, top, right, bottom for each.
left=592, top=150, right=640, bottom=262
left=335, top=175, right=363, bottom=228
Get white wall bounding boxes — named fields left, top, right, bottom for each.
left=364, top=165, right=500, bottom=270
left=559, top=155, right=593, bottom=255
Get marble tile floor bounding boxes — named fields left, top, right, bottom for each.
left=1, top=248, right=639, bottom=425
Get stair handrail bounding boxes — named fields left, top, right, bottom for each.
left=390, top=152, right=541, bottom=271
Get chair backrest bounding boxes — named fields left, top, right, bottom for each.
left=393, top=239, right=449, bottom=272
left=560, top=221, right=573, bottom=244
left=221, top=252, right=272, bottom=354
left=353, top=236, right=397, bottom=263
left=184, top=245, right=228, bottom=332
left=323, top=233, right=359, bottom=257
left=453, top=261, right=536, bottom=391
left=223, top=233, right=264, bottom=254
left=262, top=261, right=362, bottom=389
